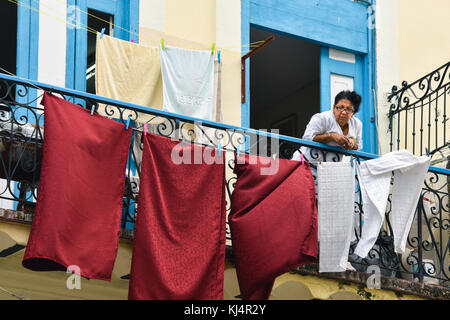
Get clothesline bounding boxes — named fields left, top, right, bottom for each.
left=8, top=0, right=266, bottom=53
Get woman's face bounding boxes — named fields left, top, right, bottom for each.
left=333, top=99, right=354, bottom=127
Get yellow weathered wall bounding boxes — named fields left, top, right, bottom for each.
left=0, top=222, right=132, bottom=300
left=397, top=0, right=450, bottom=83
left=166, top=0, right=216, bottom=46
left=376, top=0, right=450, bottom=156
left=389, top=0, right=450, bottom=156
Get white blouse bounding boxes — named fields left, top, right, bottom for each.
left=293, top=110, right=363, bottom=162
left=303, top=110, right=363, bottom=150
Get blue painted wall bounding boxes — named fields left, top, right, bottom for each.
left=242, top=0, right=378, bottom=154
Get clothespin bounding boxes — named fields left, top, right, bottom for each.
left=161, top=38, right=165, bottom=50
left=218, top=50, right=221, bottom=64
left=300, top=153, right=305, bottom=165
left=211, top=42, right=216, bottom=56
left=181, top=137, right=185, bottom=146
left=143, top=123, right=147, bottom=136
left=318, top=154, right=322, bottom=165
left=350, top=156, right=354, bottom=167
left=236, top=143, right=240, bottom=157
left=90, top=105, right=95, bottom=116
left=100, top=27, right=106, bottom=39
left=131, top=39, right=134, bottom=43
left=425, top=148, right=430, bottom=157
left=218, top=142, right=222, bottom=156
left=126, top=116, right=131, bottom=130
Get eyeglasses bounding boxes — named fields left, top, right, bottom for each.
left=334, top=105, right=354, bottom=113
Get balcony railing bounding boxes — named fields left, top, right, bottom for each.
left=0, top=72, right=448, bottom=288
left=388, top=61, right=450, bottom=157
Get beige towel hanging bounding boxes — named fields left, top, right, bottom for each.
left=95, top=34, right=163, bottom=123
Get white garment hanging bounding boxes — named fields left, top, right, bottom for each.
left=318, top=160, right=355, bottom=272
left=354, top=150, right=431, bottom=258
left=159, top=45, right=215, bottom=121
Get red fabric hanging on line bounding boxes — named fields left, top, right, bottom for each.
left=22, top=92, right=132, bottom=281
left=229, top=154, right=318, bottom=300
left=128, top=133, right=226, bottom=300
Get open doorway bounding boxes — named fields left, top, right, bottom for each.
left=86, top=9, right=113, bottom=94
left=0, top=0, right=17, bottom=97
left=250, top=27, right=320, bottom=138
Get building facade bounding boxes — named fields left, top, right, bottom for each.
left=0, top=0, right=448, bottom=300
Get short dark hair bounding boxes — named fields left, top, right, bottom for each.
left=334, top=90, right=362, bottom=113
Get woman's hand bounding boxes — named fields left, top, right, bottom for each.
left=329, top=132, right=354, bottom=150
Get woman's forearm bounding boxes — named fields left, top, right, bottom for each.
left=314, top=132, right=356, bottom=150
left=313, top=133, right=334, bottom=144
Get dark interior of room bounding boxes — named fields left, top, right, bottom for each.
left=86, top=9, right=113, bottom=94
left=250, top=27, right=321, bottom=138
left=0, top=1, right=17, bottom=110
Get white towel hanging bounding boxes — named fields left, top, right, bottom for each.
left=317, top=161, right=355, bottom=272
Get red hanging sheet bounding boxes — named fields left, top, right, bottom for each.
left=128, top=133, right=226, bottom=300
left=229, top=154, right=318, bottom=300
left=22, top=92, right=132, bottom=281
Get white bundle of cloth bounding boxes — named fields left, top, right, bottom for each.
left=354, top=150, right=431, bottom=258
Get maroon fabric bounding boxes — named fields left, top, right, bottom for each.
left=128, top=133, right=226, bottom=300
left=229, top=154, right=318, bottom=300
left=22, top=92, right=132, bottom=281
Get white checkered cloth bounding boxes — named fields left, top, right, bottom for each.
left=318, top=161, right=355, bottom=272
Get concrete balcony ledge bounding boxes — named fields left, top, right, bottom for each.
left=294, top=263, right=450, bottom=300
left=0, top=209, right=33, bottom=224
left=225, top=246, right=449, bottom=300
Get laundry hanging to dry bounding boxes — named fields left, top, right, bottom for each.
left=159, top=44, right=216, bottom=121
left=353, top=150, right=431, bottom=258
left=229, top=154, right=318, bottom=300
left=96, top=35, right=223, bottom=173
left=95, top=35, right=223, bottom=122
left=22, top=92, right=132, bottom=281
left=95, top=34, right=164, bottom=123
left=317, top=159, right=355, bottom=273
left=128, top=133, right=226, bottom=300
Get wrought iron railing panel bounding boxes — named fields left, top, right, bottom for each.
left=388, top=61, right=450, bottom=156
left=387, top=62, right=449, bottom=285
left=0, top=73, right=448, bottom=286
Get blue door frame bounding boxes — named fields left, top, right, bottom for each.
left=13, top=0, right=40, bottom=210
left=242, top=0, right=378, bottom=154
left=16, top=0, right=39, bottom=118
left=320, top=47, right=377, bottom=154
left=65, top=0, right=139, bottom=93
